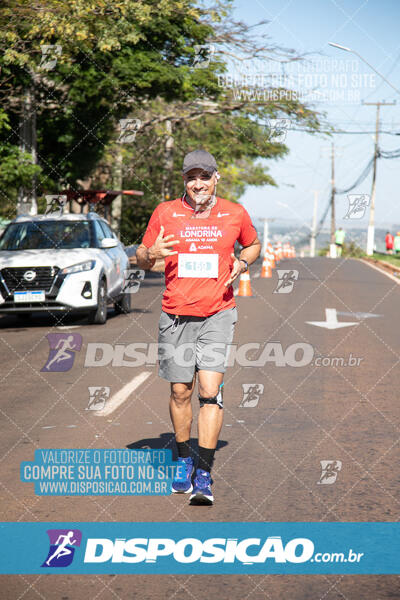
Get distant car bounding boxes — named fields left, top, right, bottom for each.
left=0, top=212, right=132, bottom=324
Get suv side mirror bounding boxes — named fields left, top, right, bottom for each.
left=100, top=237, right=118, bottom=249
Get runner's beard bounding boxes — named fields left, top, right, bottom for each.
left=192, top=190, right=216, bottom=215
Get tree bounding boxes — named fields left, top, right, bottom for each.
left=0, top=0, right=221, bottom=216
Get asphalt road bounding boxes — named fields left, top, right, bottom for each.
left=0, top=257, right=399, bottom=599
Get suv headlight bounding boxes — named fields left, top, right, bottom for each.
left=61, top=260, right=95, bottom=275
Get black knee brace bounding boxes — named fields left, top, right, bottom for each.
left=199, top=385, right=224, bottom=409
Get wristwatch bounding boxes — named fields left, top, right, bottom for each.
left=239, top=259, right=248, bottom=272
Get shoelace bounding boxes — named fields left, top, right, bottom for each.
left=195, top=472, right=211, bottom=488
left=175, top=458, right=192, bottom=481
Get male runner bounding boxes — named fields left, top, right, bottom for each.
left=335, top=227, right=345, bottom=257
left=136, top=150, right=261, bottom=505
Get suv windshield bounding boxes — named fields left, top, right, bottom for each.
left=0, top=220, right=92, bottom=251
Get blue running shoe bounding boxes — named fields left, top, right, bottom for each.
left=189, top=469, right=213, bottom=505
left=171, top=457, right=194, bottom=494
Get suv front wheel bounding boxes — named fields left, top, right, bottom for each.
left=88, top=278, right=108, bottom=325
left=114, top=291, right=131, bottom=315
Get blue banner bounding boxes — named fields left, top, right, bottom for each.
left=0, top=522, right=398, bottom=574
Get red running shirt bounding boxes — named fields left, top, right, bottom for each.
left=386, top=234, right=394, bottom=249
left=142, top=196, right=257, bottom=317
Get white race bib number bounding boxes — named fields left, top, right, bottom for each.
left=178, top=253, right=218, bottom=278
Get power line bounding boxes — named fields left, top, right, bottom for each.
left=335, top=156, right=374, bottom=194
left=379, top=147, right=400, bottom=158
left=290, top=128, right=400, bottom=135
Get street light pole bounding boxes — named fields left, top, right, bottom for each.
left=362, top=101, right=395, bottom=255
left=310, top=190, right=319, bottom=257
left=329, top=142, right=336, bottom=258
left=328, top=43, right=400, bottom=96
left=260, top=218, right=275, bottom=256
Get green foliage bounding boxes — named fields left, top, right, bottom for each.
left=0, top=0, right=219, bottom=217
left=373, top=252, right=400, bottom=267
left=116, top=94, right=319, bottom=242
left=0, top=0, right=323, bottom=233
left=0, top=109, right=42, bottom=217
left=318, top=242, right=365, bottom=258
left=342, top=241, right=365, bottom=257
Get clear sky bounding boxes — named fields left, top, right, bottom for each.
left=230, top=0, right=400, bottom=231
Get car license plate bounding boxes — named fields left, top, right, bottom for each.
left=14, top=291, right=45, bottom=303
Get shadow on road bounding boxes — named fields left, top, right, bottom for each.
left=0, top=306, right=153, bottom=328
left=127, top=432, right=228, bottom=461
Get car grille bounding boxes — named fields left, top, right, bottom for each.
left=0, top=266, right=60, bottom=293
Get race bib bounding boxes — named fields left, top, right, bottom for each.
left=178, top=253, right=218, bottom=278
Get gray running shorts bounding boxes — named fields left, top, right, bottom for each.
left=157, top=307, right=238, bottom=382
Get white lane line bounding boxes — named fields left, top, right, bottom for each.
left=57, top=325, right=80, bottom=329
left=95, top=372, right=152, bottom=417
left=361, top=259, right=400, bottom=285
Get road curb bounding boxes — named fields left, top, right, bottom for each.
left=360, top=258, right=400, bottom=284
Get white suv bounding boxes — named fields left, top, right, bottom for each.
left=0, top=212, right=132, bottom=324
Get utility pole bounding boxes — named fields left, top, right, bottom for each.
left=363, top=100, right=396, bottom=256
left=161, top=119, right=174, bottom=201
left=310, top=190, right=319, bottom=257
left=111, top=146, right=123, bottom=238
left=329, top=142, right=336, bottom=258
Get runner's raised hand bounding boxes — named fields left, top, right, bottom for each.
left=149, top=226, right=180, bottom=259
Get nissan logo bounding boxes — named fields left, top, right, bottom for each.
left=23, top=270, right=36, bottom=282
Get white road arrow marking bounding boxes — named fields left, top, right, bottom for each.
left=306, top=308, right=359, bottom=330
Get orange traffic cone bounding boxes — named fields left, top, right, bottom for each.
left=261, top=254, right=272, bottom=278
left=237, top=271, right=253, bottom=296
left=267, top=243, right=276, bottom=268
left=284, top=243, right=289, bottom=258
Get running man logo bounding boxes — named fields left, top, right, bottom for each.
left=239, top=383, right=264, bottom=408
left=266, top=118, right=291, bottom=143
left=39, top=44, right=62, bottom=71
left=41, top=333, right=82, bottom=372
left=86, top=386, right=110, bottom=411
left=44, top=195, right=67, bottom=216
left=343, top=194, right=370, bottom=219
left=274, top=270, right=299, bottom=294
left=317, top=460, right=342, bottom=485
left=117, top=118, right=142, bottom=144
left=42, top=529, right=82, bottom=568
left=122, top=269, right=145, bottom=294
left=191, top=44, right=215, bottom=68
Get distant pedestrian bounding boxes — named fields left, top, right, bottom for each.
left=394, top=232, right=400, bottom=255
left=335, top=227, right=345, bottom=257
left=385, top=231, right=394, bottom=254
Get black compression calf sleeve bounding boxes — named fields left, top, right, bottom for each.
left=176, top=439, right=191, bottom=458
left=198, top=446, right=216, bottom=473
